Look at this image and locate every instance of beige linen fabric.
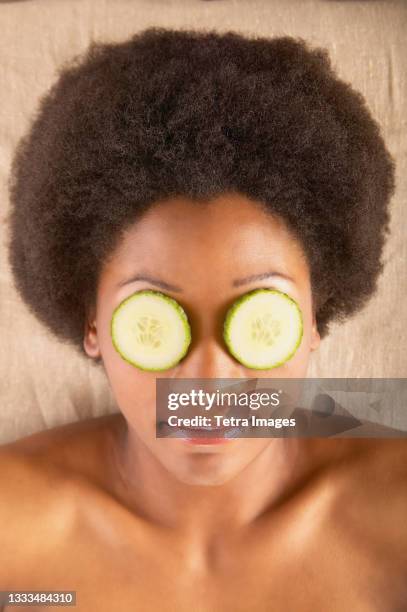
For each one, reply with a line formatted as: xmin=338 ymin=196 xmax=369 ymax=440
xmin=0 ymin=0 xmax=406 ymax=443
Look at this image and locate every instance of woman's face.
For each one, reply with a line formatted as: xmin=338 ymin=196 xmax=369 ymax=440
xmin=84 ymin=192 xmax=320 ymax=485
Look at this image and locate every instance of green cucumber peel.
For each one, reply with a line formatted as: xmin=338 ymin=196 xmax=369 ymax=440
xmin=223 ymin=288 xmax=303 ymax=370
xmin=111 ymin=289 xmax=192 ymax=372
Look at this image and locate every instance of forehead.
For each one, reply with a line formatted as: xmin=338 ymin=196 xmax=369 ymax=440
xmin=100 ymin=192 xmax=309 ymax=290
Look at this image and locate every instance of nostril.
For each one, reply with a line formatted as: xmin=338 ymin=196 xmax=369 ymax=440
xmin=174 ymin=337 xmax=245 ymax=379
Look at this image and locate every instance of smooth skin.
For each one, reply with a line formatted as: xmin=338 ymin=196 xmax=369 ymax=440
xmin=1 ymin=193 xmax=407 ymax=611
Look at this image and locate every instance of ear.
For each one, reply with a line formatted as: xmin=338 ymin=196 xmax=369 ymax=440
xmin=83 ymin=307 xmax=101 ymax=359
xmin=310 ymin=314 xmax=321 ymax=352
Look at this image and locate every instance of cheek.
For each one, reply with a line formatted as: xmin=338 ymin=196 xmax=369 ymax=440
xmin=109 ymin=362 xmax=156 ymax=417
xmin=110 ymin=366 xmax=157 ymax=433
xmin=287 ymin=298 xmax=314 ymax=372
xmin=284 ymin=337 xmax=312 ymax=376
xmin=256 ymin=295 xmax=313 ymax=378
xmin=97 ymin=314 xmax=157 ymax=426
xmin=97 ymin=288 xmax=313 ymax=417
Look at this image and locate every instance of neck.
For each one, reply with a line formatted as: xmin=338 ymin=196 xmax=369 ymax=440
xmin=109 ymin=415 xmax=317 ymax=540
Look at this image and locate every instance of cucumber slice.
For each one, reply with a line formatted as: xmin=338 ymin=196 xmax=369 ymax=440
xmin=111 ymin=289 xmax=191 ymax=371
xmin=223 ymin=289 xmax=303 ymax=369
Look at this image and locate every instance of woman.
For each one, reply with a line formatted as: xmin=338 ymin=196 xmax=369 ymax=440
xmin=2 ymin=28 xmax=406 ymax=610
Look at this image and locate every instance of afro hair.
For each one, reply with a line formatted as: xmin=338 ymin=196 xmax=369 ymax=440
xmin=6 ymin=27 xmax=395 ymax=361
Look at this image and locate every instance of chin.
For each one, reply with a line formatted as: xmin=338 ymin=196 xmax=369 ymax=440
xmin=163 ymin=453 xmax=250 ymax=487
xmin=172 ymin=471 xmax=239 ymax=487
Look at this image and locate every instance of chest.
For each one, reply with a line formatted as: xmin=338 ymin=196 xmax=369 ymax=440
xmin=7 ymin=519 xmax=407 ymax=612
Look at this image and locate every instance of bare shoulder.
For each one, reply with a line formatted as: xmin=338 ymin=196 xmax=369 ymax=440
xmin=0 ymin=446 xmax=74 ymax=584
xmin=330 ymin=438 xmax=407 ymax=563
xmin=0 ymin=413 xmax=122 ymax=582
xmin=0 ymin=412 xmax=122 ymax=481
xmin=336 ymin=437 xmax=407 ymax=504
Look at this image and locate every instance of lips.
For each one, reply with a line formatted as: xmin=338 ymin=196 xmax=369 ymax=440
xmin=160 ymin=422 xmax=245 ymax=440
xmin=157 ymin=384 xmax=293 ymax=440
xmin=177 ymin=426 xmax=244 ymax=443
xmin=180 ymin=426 xmax=235 ymax=436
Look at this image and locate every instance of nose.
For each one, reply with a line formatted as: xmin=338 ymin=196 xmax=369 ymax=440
xmin=175 ymin=337 xmax=245 ymax=379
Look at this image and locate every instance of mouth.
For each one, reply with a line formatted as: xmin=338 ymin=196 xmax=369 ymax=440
xmin=176 ymin=427 xmax=243 ymax=444
xmin=181 ymin=425 xmax=243 ymax=436
xmin=158 ymin=421 xmax=246 ymax=443
xmin=156 ymin=384 xmax=293 ymax=444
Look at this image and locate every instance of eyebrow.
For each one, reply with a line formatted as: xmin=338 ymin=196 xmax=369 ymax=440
xmin=232 ymin=271 xmax=294 ymax=287
xmin=116 ymin=275 xmax=182 ymax=292
xmin=117 ymin=271 xmax=294 ymax=292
